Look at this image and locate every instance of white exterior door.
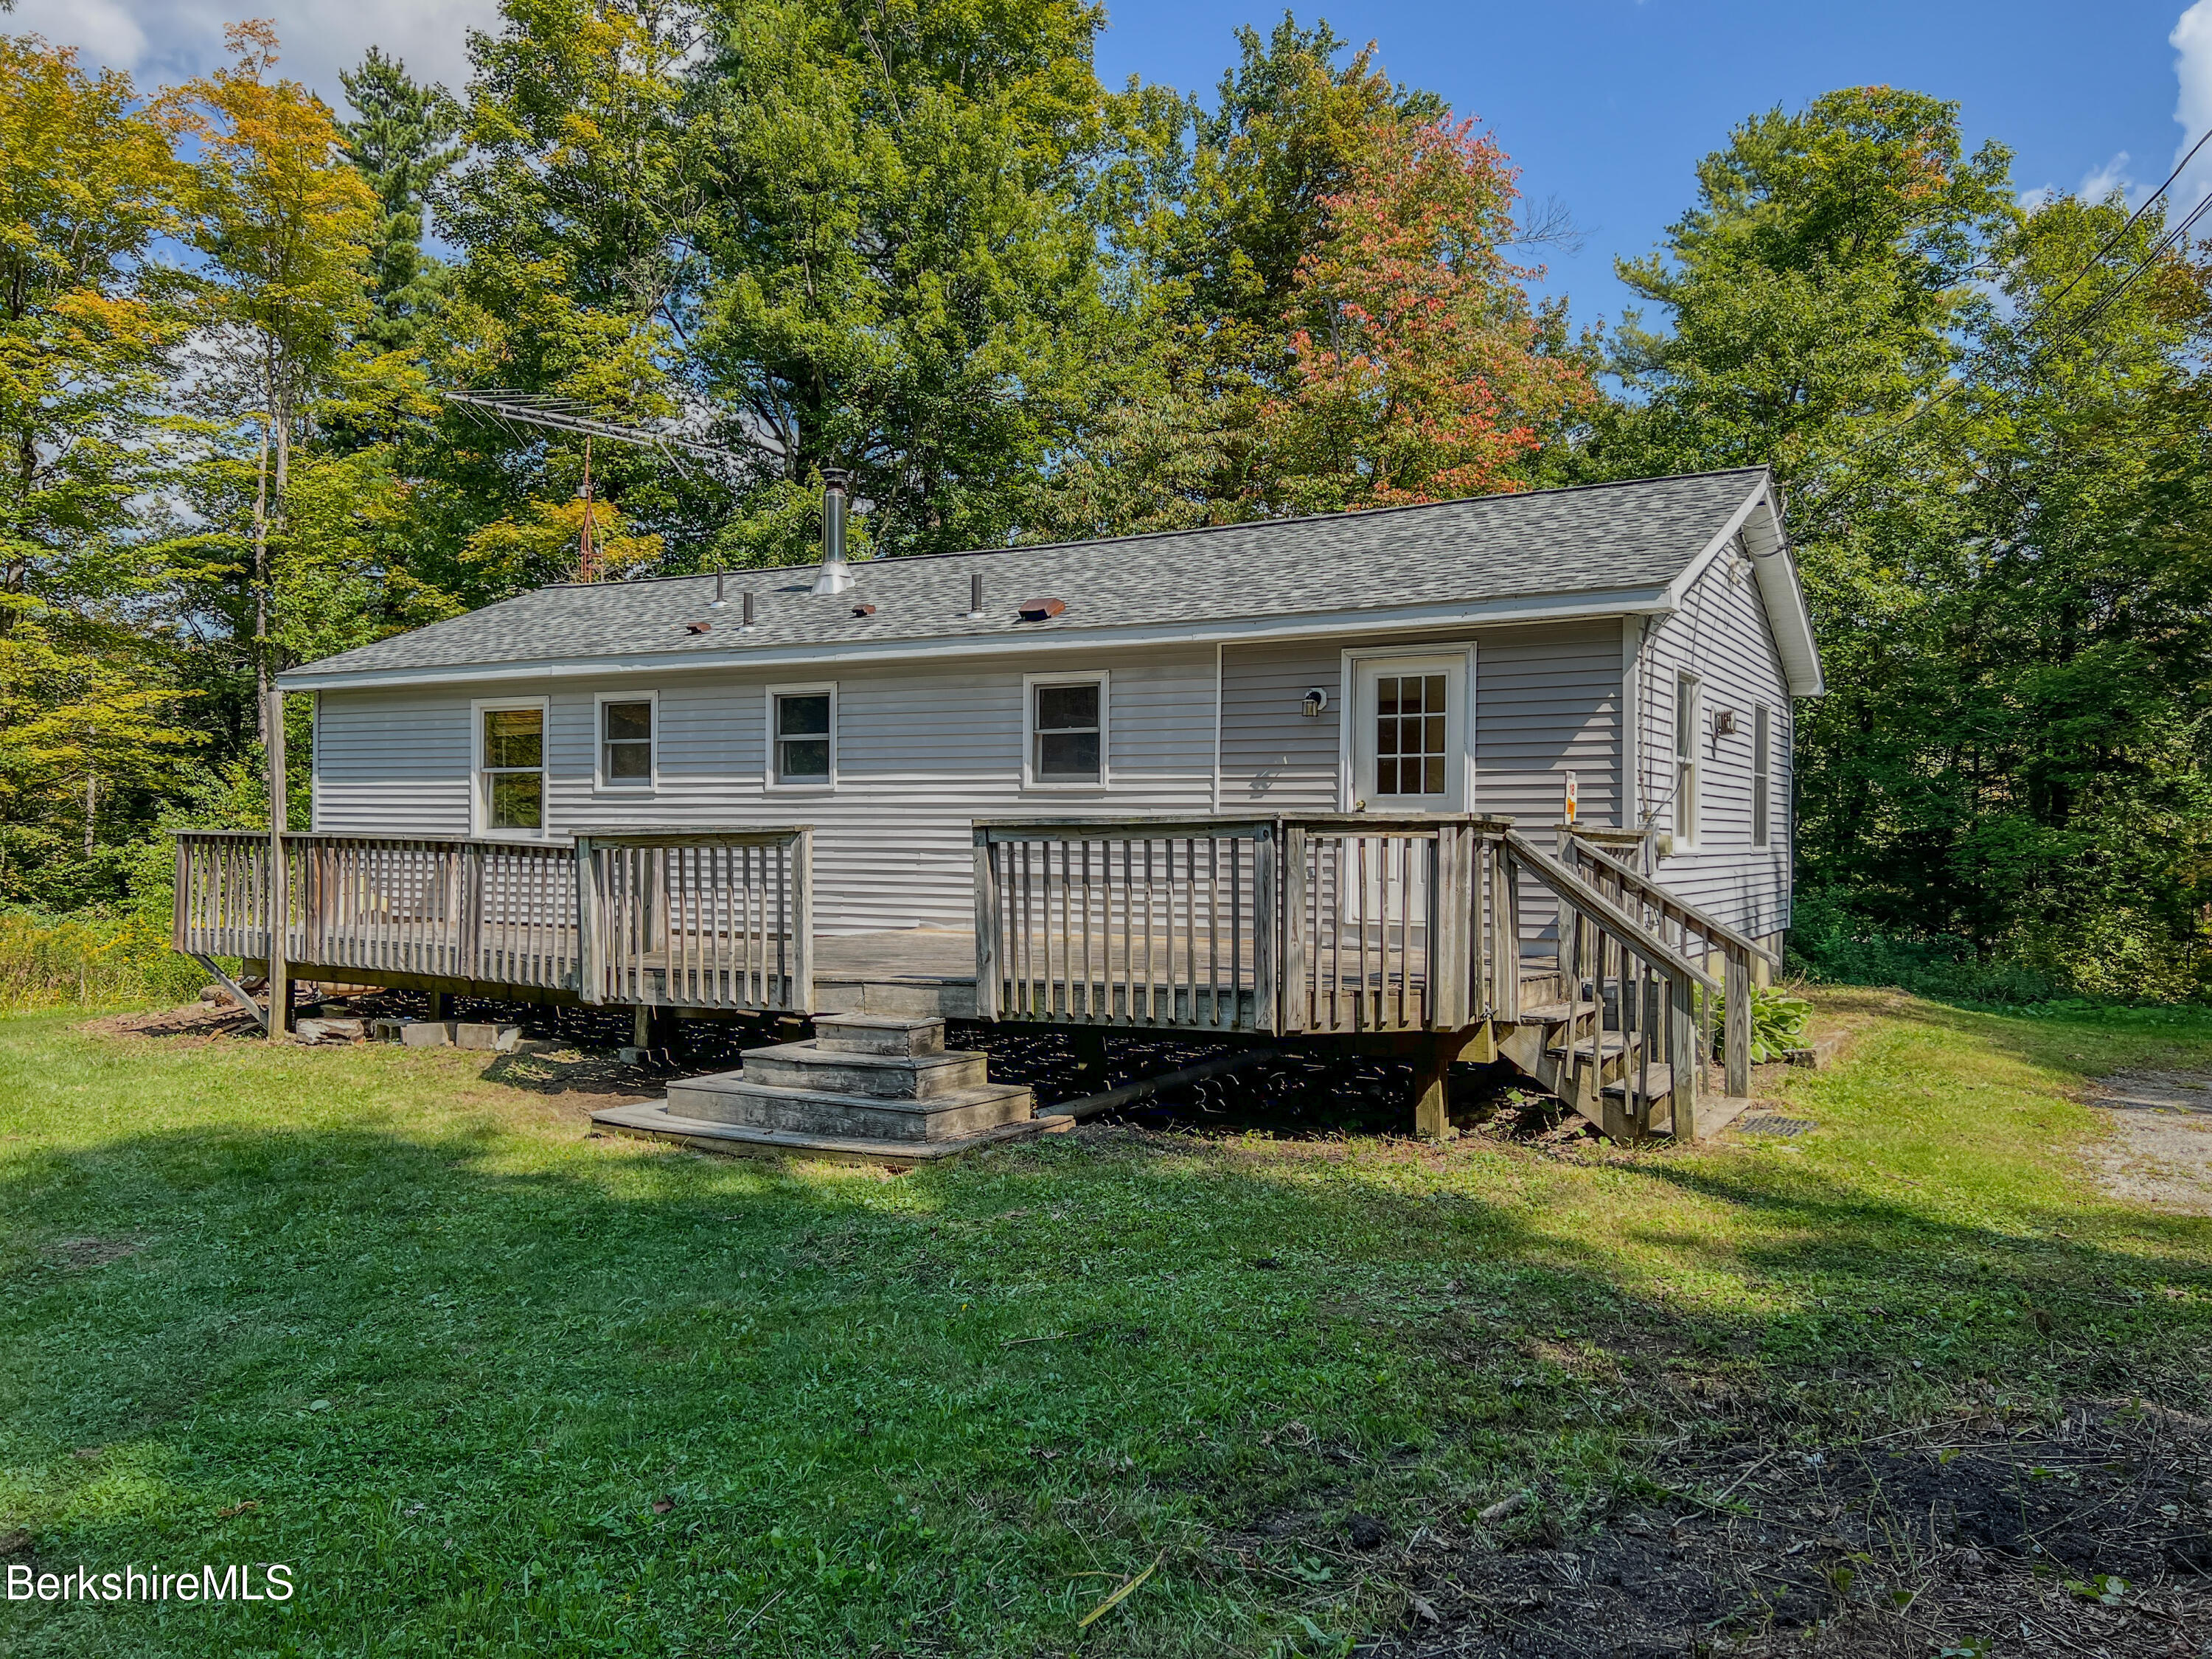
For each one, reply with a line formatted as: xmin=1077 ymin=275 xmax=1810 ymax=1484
xmin=1348 ymin=653 xmax=1470 ymax=813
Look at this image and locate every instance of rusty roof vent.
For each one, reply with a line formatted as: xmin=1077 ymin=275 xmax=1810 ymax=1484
xmin=1017 ymin=596 xmax=1065 ymax=622
xmin=851 ymin=602 xmax=876 ymax=617
xmin=685 ymin=621 xmax=712 ymax=635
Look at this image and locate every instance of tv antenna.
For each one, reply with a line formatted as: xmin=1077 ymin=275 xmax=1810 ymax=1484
xmin=442 ymin=389 xmax=739 ymax=582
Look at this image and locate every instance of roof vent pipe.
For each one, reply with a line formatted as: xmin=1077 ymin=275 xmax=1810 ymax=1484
xmin=709 ymin=571 xmax=726 ymax=609
xmin=968 ymin=571 xmax=984 ymax=618
xmin=811 ymin=468 xmax=855 ymax=596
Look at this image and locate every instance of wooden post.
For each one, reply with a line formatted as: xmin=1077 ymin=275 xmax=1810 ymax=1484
xmin=1253 ymin=822 xmax=1279 ymax=1034
xmin=1430 ymin=823 xmax=1470 ymax=1032
xmin=573 ymin=837 xmax=599 ymax=1001
xmin=1724 ymin=945 xmax=1751 ymax=1099
xmin=973 ymin=829 xmax=1000 ymax=1020
xmin=265 ymin=686 xmax=290 ymax=1040
xmin=1668 ymin=972 xmax=1699 ymax=1139
xmin=1411 ymin=1033 xmax=1455 ymax=1141
xmin=789 ymin=828 xmax=815 ymax=1015
xmin=1279 ymin=823 xmax=1307 ymax=1033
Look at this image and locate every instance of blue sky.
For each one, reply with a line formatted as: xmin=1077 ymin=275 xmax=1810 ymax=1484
xmin=1096 ymin=0 xmax=2212 ymax=329
xmin=18 ymin=0 xmax=2211 ymax=335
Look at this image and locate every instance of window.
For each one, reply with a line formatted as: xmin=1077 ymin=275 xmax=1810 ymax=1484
xmin=1026 ymin=674 xmax=1105 ymax=787
xmin=1374 ymin=672 xmax=1448 ymax=797
xmin=479 ymin=704 xmax=545 ymax=832
xmin=772 ymin=688 xmax=833 ymax=785
xmin=599 ymin=696 xmax=654 ymax=787
xmin=1673 ymin=673 xmax=1701 ymax=848
xmin=1752 ymin=704 xmax=1773 ymax=849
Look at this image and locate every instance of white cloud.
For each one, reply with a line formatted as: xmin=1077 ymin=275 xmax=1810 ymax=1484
xmin=4 ymin=0 xmax=499 ymax=106
xmin=2172 ymin=0 xmax=2212 ymax=216
xmin=2078 ymin=151 xmax=2135 ymax=203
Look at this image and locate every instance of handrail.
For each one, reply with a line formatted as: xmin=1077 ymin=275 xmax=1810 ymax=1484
xmin=1501 ymin=830 xmax=1721 ymax=996
xmin=1563 ymin=830 xmax=1782 ymax=970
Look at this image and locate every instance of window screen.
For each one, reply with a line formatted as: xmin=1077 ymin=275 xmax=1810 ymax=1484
xmin=775 ymin=692 xmax=832 ymax=782
xmin=1674 ymin=675 xmax=1700 ymax=846
xmin=1032 ymin=681 xmax=1101 ymax=782
xmin=602 ymin=699 xmax=653 ymax=783
xmin=1752 ymin=704 xmax=1772 ymax=848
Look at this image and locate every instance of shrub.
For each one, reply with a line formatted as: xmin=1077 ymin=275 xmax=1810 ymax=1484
xmin=0 ymin=908 xmax=206 ymax=1012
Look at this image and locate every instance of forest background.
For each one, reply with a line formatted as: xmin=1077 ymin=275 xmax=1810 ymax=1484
xmin=4 ymin=0 xmax=2209 ymax=1006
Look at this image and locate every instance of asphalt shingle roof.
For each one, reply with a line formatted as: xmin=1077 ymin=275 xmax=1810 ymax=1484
xmin=291 ymin=468 xmax=1768 ymax=681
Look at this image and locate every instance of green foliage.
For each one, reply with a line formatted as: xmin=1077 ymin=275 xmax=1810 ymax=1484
xmin=1585 ymin=86 xmax=2212 ymax=1002
xmin=1711 ymin=982 xmax=1813 ymax=1062
xmin=338 ymin=47 xmax=462 ymax=355
xmin=0 ymin=909 xmax=204 ymax=1009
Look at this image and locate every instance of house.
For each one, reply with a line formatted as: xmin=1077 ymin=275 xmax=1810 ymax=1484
xmin=175 ymin=467 xmax=1822 ymax=1154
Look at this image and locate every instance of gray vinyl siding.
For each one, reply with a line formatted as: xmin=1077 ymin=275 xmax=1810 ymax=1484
xmin=312 ymin=646 xmax=1214 ymax=935
xmin=310 ymin=688 xmax=474 ymax=835
xmin=1217 ymin=619 xmax=1623 ymax=825
xmin=1637 ymin=548 xmax=1794 ymax=937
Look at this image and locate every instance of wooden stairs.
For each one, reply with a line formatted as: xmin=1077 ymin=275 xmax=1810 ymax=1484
xmin=1491 ymin=980 xmax=1754 ymax=1144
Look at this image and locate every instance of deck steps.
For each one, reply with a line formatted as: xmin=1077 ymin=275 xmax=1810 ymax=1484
xmin=590 ymin=1011 xmax=1037 ymax=1161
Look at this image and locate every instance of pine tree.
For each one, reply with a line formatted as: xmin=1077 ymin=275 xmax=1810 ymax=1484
xmin=338 ymin=47 xmax=462 ymax=355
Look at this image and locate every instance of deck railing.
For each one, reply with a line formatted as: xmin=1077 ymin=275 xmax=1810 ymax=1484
xmin=1559 ymin=829 xmax=1780 ymax=1101
xmin=578 ymin=831 xmax=812 ymax=1012
xmin=1503 ymin=829 xmax=1722 ymax=1137
xmin=973 ymin=819 xmax=1277 ymax=1030
xmin=173 ymin=827 xmax=813 ymax=1013
xmin=974 ymin=815 xmax=1526 ymax=1036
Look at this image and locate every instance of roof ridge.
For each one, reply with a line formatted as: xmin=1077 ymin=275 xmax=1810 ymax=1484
xmin=536 ymin=466 xmax=1773 ymax=590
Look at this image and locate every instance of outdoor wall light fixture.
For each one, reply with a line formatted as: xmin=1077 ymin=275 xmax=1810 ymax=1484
xmin=1301 ymin=687 xmax=1328 ymax=719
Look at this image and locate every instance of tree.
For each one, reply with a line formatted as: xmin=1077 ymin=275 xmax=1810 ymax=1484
xmin=1254 ymin=114 xmax=1592 ymax=512
xmin=176 ymin=21 xmax=382 ymax=735
xmin=1598 ymin=84 xmax=2212 ymax=995
xmin=339 ymin=47 xmax=463 ymax=355
xmin=0 ymin=37 xmax=200 ymax=900
xmin=683 ymin=0 xmax=1114 ymax=558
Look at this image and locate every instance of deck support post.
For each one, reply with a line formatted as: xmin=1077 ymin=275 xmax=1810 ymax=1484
xmin=428 ymin=990 xmax=453 ymax=1020
xmin=265 ymin=685 xmax=291 ymax=1040
xmin=632 ymin=1005 xmax=650 ymax=1048
xmin=1411 ymin=1032 xmax=1458 ymax=1141
xmin=1723 ymin=947 xmax=1751 ymax=1099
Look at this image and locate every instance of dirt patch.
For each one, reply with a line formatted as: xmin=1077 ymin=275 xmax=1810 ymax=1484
xmin=46 ymin=1237 xmax=142 ymax=1270
xmin=2089 ymin=1073 xmax=2212 ymax=1217
xmin=1368 ymin=1398 xmax=2212 ymax=1657
xmin=84 ymin=1003 xmax=263 ymax=1043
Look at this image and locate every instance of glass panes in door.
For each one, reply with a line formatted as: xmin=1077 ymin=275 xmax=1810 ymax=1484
xmin=1374 ymin=673 xmax=1448 ymax=798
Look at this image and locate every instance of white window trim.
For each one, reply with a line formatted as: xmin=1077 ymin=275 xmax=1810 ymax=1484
xmin=1022 ymin=669 xmax=1110 ymax=793
xmin=593 ymin=689 xmax=659 ymax=793
xmin=766 ymin=681 xmax=837 ymax=792
xmin=1335 ymin=643 xmax=1478 ymax=813
xmin=1751 ymin=701 xmax=1773 ymax=850
xmin=1673 ymin=672 xmax=1703 ymax=850
xmin=470 ymin=695 xmax=552 ymax=840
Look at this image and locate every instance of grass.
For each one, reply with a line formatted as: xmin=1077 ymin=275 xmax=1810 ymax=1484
xmin=0 ymin=989 xmax=2208 ymax=1656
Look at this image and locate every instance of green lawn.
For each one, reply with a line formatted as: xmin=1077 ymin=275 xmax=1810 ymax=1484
xmin=1 ymin=990 xmax=2208 ymax=1656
